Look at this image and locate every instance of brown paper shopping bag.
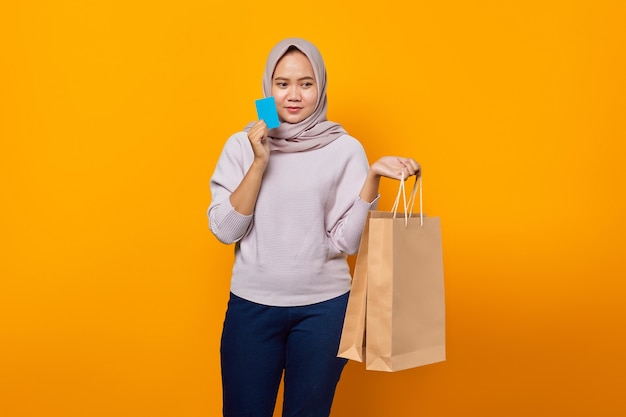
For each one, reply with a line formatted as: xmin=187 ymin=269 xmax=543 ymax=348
xmin=337 ymin=211 xmax=371 ymax=362
xmin=365 ymin=177 xmax=446 ymax=372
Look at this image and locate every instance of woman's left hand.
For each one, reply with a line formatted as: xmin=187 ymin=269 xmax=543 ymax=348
xmin=370 ymin=156 xmax=421 ymax=181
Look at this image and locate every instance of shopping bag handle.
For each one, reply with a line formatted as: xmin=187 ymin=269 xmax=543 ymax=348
xmin=391 ymin=174 xmax=423 ymax=227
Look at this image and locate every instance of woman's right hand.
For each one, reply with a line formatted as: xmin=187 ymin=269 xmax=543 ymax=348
xmin=247 ymin=120 xmax=270 ymax=167
xmin=229 ymin=121 xmax=270 ymax=215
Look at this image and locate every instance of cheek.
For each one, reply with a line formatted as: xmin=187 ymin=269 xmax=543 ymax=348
xmin=271 ymin=87 xmax=284 ymax=101
xmin=305 ymin=92 xmax=319 ymax=113
xmin=305 ymin=88 xmax=318 ymax=106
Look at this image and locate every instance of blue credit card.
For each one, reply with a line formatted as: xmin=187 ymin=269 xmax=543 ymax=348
xmin=255 ymin=97 xmax=280 ymax=128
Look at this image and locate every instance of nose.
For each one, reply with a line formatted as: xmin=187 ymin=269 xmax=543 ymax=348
xmin=287 ymin=86 xmax=301 ymax=101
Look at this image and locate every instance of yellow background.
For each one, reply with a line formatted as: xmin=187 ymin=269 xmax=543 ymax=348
xmin=2 ymin=1 xmax=625 ymax=416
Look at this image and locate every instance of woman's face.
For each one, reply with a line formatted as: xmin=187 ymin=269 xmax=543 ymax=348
xmin=271 ymin=51 xmax=318 ymax=124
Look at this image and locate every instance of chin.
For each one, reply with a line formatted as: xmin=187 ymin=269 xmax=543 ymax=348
xmin=284 ymin=113 xmax=313 ymax=124
xmin=282 ymin=117 xmax=304 ymax=124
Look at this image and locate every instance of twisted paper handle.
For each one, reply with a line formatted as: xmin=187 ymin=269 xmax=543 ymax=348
xmin=391 ymin=174 xmax=423 ymax=227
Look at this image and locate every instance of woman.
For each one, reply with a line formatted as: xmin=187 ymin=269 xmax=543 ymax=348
xmin=208 ymin=38 xmax=420 ymax=417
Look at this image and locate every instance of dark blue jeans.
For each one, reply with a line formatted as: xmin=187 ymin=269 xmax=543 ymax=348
xmin=220 ymin=292 xmax=349 ymax=417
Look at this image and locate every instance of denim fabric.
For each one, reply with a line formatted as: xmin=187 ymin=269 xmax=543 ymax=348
xmin=221 ymin=292 xmax=349 ymax=417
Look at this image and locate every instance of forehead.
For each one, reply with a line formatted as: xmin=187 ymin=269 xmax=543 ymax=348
xmin=272 ymin=51 xmax=315 ymax=79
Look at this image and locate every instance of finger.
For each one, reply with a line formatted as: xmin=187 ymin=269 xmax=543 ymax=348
xmin=404 ymin=159 xmax=421 ymax=177
xmin=249 ymin=124 xmax=269 ymax=141
xmin=397 ymin=159 xmax=417 ymax=177
xmin=405 ymin=166 xmax=413 ymax=180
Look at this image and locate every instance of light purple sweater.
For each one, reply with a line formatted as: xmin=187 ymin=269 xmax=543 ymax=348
xmin=208 ymin=132 xmax=378 ymax=307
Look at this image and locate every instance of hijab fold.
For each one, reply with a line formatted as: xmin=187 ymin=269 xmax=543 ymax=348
xmin=245 ymin=38 xmax=346 ymax=153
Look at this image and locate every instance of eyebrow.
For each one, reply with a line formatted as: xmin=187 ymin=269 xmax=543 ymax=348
xmin=273 ymin=76 xmax=315 ymax=81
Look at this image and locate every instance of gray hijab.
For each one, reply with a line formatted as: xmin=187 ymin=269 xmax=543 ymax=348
xmin=245 ymin=38 xmax=347 ymax=152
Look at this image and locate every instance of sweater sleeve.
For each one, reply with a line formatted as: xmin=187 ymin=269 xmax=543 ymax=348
xmin=207 ymin=133 xmax=254 ymax=244
xmin=325 ymin=136 xmax=380 ymax=255
xmin=328 ymin=195 xmax=379 ymax=255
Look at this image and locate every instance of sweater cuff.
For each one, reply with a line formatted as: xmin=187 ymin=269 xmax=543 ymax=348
xmin=209 ymin=200 xmax=253 ymax=243
xmin=357 ymin=194 xmax=380 ymax=211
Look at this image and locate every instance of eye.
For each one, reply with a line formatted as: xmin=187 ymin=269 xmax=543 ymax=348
xmin=275 ymin=82 xmax=288 ymax=88
xmin=302 ymin=82 xmax=313 ymax=88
